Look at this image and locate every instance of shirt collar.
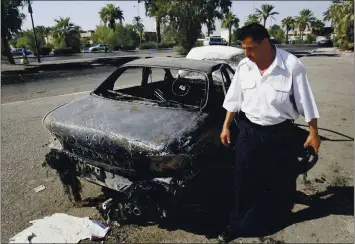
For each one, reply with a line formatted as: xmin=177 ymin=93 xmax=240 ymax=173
xmin=245 ymin=46 xmax=286 ymax=71
xmin=274 ymin=47 xmax=286 ymax=70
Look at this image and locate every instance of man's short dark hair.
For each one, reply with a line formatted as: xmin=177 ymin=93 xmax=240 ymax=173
xmin=237 ymin=23 xmax=270 ymax=42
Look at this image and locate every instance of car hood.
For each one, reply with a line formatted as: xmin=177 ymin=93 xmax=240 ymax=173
xmin=43 ymin=94 xmax=207 ymax=156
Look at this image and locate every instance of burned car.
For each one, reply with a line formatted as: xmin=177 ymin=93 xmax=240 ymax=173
xmin=42 ymin=57 xmax=238 ymax=224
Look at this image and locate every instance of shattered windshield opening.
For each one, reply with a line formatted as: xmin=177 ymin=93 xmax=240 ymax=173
xmin=99 ymin=66 xmax=208 ymax=110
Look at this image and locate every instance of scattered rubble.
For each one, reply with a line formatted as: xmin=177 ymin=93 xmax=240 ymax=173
xmin=34 ymin=185 xmax=45 ymax=193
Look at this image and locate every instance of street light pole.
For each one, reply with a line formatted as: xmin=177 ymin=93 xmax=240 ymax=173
xmin=137 ymin=0 xmax=140 ymax=17
xmin=27 ymin=0 xmax=41 ymax=63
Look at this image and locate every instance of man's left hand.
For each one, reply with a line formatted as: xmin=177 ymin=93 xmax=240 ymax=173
xmin=304 ymin=134 xmax=321 ymax=153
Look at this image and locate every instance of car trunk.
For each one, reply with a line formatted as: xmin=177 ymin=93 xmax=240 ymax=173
xmin=43 ymin=94 xmax=206 ymax=168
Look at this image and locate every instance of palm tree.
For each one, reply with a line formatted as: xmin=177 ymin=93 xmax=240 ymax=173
xmin=295 ymin=9 xmax=316 ymax=41
xmin=282 ymin=16 xmax=295 ymax=44
xmin=244 ymin=14 xmax=260 ymax=26
xmin=203 ymin=1 xmax=223 ymax=37
xmin=43 ymin=27 xmax=52 ymax=44
xmin=323 ymin=0 xmax=354 ymax=49
xmin=133 ymin=16 xmax=144 ymax=45
xmin=52 ymin=17 xmax=81 ymax=51
xmin=144 ymin=0 xmax=166 ymax=43
xmin=52 ymin=17 xmax=75 ymax=40
xmin=36 ymin=26 xmax=52 ymax=43
xmin=221 ymin=12 xmax=240 ymax=46
xmin=255 ymin=4 xmax=279 ymax=27
xmin=311 ymin=19 xmax=325 ymax=36
xmin=99 ymin=4 xmax=124 ymax=30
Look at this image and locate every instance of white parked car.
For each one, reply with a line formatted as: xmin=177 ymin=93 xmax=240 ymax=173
xmin=203 ymin=36 xmax=228 ymax=46
xmin=89 ymin=44 xmax=108 ymax=52
xmin=178 ymin=45 xmax=244 ymax=81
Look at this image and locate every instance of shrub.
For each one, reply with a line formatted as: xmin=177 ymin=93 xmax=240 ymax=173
xmin=306 ymin=34 xmax=317 ymax=44
xmin=53 ymin=48 xmax=75 ymax=56
xmin=121 ymin=44 xmax=137 ymax=51
xmin=232 ymin=40 xmax=241 ymax=46
xmin=195 ymin=40 xmax=203 ymax=47
xmin=139 ymin=42 xmax=157 ymax=50
xmin=39 ymin=47 xmax=52 ymax=55
xmin=15 ymin=30 xmax=45 ymax=55
xmin=43 ymin=43 xmax=54 ymax=49
xmin=173 ymin=45 xmax=189 ymax=55
xmin=138 ymin=41 xmax=174 ymax=50
xmin=158 ymin=41 xmax=174 ymax=49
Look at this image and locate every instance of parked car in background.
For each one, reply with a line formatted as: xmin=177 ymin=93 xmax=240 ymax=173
xmin=270 ymin=38 xmax=281 ymax=44
xmin=179 ymin=45 xmax=244 ymax=79
xmin=11 ymin=48 xmax=31 ymax=56
xmin=203 ymin=36 xmax=228 ymax=46
xmin=317 ymin=39 xmax=333 ymax=47
xmin=89 ymin=44 xmax=108 ymax=52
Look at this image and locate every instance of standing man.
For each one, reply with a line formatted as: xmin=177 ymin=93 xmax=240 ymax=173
xmin=22 ymin=48 xmax=29 ymax=65
xmin=219 ymin=23 xmax=320 ymax=242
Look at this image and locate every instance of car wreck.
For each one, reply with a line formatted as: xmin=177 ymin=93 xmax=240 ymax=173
xmin=42 ymin=57 xmax=239 ymax=224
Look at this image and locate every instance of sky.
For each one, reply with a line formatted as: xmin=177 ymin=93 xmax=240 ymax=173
xmin=21 ymin=1 xmax=332 ymax=35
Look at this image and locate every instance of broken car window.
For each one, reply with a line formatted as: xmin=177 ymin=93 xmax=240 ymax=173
xmin=103 ymin=66 xmax=208 ymax=110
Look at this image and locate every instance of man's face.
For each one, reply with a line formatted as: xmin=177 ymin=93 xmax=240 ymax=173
xmin=241 ymin=36 xmax=267 ymax=63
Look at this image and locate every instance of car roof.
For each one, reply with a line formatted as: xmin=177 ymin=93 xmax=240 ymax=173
xmin=122 ymin=57 xmax=223 ymax=73
xmin=186 ymin=46 xmax=244 ymax=60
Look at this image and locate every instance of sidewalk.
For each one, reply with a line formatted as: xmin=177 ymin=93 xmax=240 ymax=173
xmin=311 ymin=47 xmax=354 ymax=57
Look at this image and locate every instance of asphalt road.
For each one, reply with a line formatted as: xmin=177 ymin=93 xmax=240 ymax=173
xmin=13 ymin=44 xmax=317 ymax=64
xmin=2 ymin=48 xmax=353 ymax=243
xmin=1 ymin=66 xmax=115 ymax=103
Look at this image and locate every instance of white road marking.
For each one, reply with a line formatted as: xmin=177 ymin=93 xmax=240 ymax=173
xmin=1 ymin=90 xmax=91 ymax=106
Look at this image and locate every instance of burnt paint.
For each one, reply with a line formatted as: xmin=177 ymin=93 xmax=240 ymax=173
xmin=42 ymin=93 xmax=222 ymax=175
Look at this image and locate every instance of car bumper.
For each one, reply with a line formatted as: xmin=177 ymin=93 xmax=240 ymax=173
xmin=44 ymin=148 xmax=180 ymax=193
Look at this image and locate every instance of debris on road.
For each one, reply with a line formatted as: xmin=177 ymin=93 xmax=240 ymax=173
xmin=9 ymin=213 xmax=110 ymax=243
xmin=34 ymin=185 xmax=45 ymax=193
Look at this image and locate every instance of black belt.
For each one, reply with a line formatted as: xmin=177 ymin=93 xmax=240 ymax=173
xmin=238 ymin=111 xmax=294 ymax=130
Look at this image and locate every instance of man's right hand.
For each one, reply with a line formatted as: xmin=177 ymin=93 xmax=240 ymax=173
xmin=220 ymin=127 xmax=231 ymax=147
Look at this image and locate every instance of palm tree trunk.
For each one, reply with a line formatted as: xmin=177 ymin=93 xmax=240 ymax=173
xmin=109 ymin=20 xmax=115 ymax=30
xmin=228 ymin=25 xmax=232 ymax=46
xmin=263 ymin=18 xmax=266 ymax=27
xmin=156 ymin=17 xmax=161 ymax=43
xmin=286 ymin=30 xmax=289 ymax=44
xmin=1 ymin=36 xmax=15 ymax=65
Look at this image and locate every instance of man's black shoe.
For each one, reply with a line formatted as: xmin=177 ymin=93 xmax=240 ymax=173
xmin=218 ymin=228 xmax=237 ymax=243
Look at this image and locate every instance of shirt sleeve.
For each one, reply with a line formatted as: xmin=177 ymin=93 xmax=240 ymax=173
xmin=222 ymin=65 xmax=242 ymax=112
xmin=292 ymin=62 xmax=320 ymax=122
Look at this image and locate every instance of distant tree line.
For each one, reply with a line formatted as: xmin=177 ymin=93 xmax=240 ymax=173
xmin=1 ymin=0 xmax=353 ymax=64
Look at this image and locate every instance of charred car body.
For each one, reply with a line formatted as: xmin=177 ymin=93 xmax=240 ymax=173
xmin=43 ymin=57 xmax=239 ymax=223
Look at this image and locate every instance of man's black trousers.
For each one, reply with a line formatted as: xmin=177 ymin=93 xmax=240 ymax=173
xmin=229 ymin=113 xmax=298 ymax=234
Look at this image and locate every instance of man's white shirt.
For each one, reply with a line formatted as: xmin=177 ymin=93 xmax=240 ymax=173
xmin=223 ymin=47 xmax=320 ymax=126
